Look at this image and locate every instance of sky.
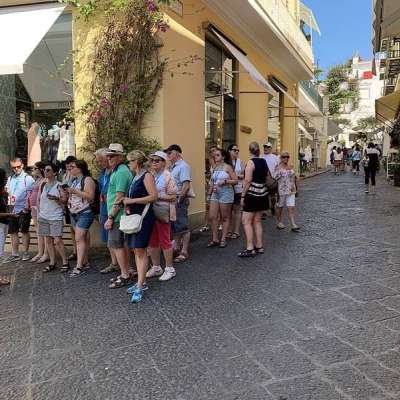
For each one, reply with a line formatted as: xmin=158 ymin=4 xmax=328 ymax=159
xmin=302 ymin=0 xmax=373 ymax=75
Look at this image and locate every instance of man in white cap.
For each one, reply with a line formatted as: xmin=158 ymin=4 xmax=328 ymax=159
xmin=103 ymin=144 xmax=134 ymax=288
xmin=263 ymin=142 xmax=279 ymax=216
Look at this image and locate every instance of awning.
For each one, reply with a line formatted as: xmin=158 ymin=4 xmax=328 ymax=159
xmin=0 ymin=3 xmax=66 ymax=75
xmin=298 ymin=123 xmax=314 ymax=141
xmin=211 ymin=28 xmax=278 ymax=97
xmin=375 ymin=90 xmax=400 ymax=124
xmin=300 ymin=3 xmax=321 ymax=36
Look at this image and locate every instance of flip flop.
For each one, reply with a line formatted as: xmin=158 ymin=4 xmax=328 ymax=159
xmin=174 ymin=253 xmax=188 ymax=263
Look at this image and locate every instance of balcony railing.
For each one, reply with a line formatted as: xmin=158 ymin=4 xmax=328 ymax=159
xmin=300 ymin=80 xmax=323 ymax=112
xmin=254 ymin=0 xmax=313 ymax=66
xmin=388 ymin=50 xmax=400 ymax=59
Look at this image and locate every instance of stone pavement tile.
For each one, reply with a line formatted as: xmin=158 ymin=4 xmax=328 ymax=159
xmin=266 ymin=374 xmax=345 ymax=400
xmin=262 ymin=278 xmax=316 ymax=300
xmin=332 ymin=301 xmax=399 ymax=324
xmin=379 ymin=276 xmax=400 ymax=290
xmin=31 ymin=374 xmax=96 ymax=400
xmin=325 ymin=266 xmax=372 ymax=284
xmin=356 ymin=264 xmax=400 ymax=281
xmin=85 ymin=344 xmax=154 ymax=380
xmin=376 ymin=350 xmax=400 ymax=371
xmin=181 ymin=322 xmax=245 ymax=363
xmin=233 ymin=320 xmax=301 ymax=351
xmin=271 ymin=297 xmax=312 ymax=318
xmin=207 ymin=354 xmax=271 ymax=392
xmin=380 ymin=295 xmax=400 ymax=311
xmin=352 ymin=357 xmax=400 ymax=394
xmin=33 ymin=322 xmax=80 ymax=353
xmin=294 ymin=289 xmax=359 ymax=312
xmin=0 ymin=364 xmax=30 ymax=388
xmin=31 ymin=348 xmax=86 ymax=384
xmin=141 ymin=331 xmax=202 ymax=371
xmin=292 ymin=269 xmax=349 ymax=290
xmin=0 ymin=384 xmax=30 ymax=400
xmin=0 ymin=315 xmax=31 ymax=333
xmin=322 ymin=364 xmax=387 ymax=400
xmin=378 ymin=315 xmax=400 ymax=331
xmin=213 ymin=385 xmax=273 ymax=400
xmin=160 ymin=361 xmax=225 ymax=399
xmin=335 ymin=324 xmax=399 ymax=354
xmin=339 ymin=283 xmax=399 ymax=302
xmin=252 ymin=344 xmax=317 ymax=379
xmin=296 ymin=334 xmax=362 ymax=366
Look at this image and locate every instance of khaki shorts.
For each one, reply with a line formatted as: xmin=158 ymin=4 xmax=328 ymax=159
xmin=38 ymin=218 xmax=64 ymax=237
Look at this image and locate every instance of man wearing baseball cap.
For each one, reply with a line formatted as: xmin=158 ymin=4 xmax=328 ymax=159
xmin=263 ymin=142 xmax=279 ymax=216
xmin=164 ymin=144 xmax=191 ymax=263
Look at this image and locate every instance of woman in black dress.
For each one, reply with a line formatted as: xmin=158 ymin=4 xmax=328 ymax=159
xmin=238 ymin=142 xmax=269 ymax=257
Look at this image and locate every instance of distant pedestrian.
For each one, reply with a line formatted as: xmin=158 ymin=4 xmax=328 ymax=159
xmin=227 ymin=144 xmax=244 ymax=239
xmin=262 ymin=142 xmax=279 ymax=215
xmin=363 ymin=142 xmax=380 ymax=195
xmin=63 ymin=156 xmax=77 ymax=261
xmin=66 ymin=160 xmax=96 ymax=277
xmin=165 ymin=144 xmax=192 ymax=263
xmin=28 ymin=162 xmax=48 ymax=263
xmin=124 ymin=150 xmax=157 ymax=303
xmin=3 ymin=158 xmax=34 ymax=263
xmin=0 ymin=168 xmax=8 ymax=263
xmin=275 ymin=152 xmax=299 ymax=231
xmin=351 ymin=145 xmax=361 ymax=175
xmin=38 ymin=163 xmax=69 ymax=272
xmin=95 ymin=148 xmax=119 ymax=274
xmin=207 ymin=148 xmax=237 ymax=248
xmin=333 ymin=147 xmax=343 ymax=175
xmin=238 ymin=142 xmax=269 ymax=257
xmin=330 ymin=146 xmax=336 ymax=166
xmin=146 ymin=151 xmax=178 ymax=282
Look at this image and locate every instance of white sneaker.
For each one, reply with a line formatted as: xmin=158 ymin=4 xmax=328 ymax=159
xmin=146 ymin=265 xmax=163 ymax=278
xmin=276 ymin=222 xmax=286 ymax=230
xmin=159 ymin=267 xmax=176 ymax=282
xmin=22 ymin=252 xmax=31 ymax=261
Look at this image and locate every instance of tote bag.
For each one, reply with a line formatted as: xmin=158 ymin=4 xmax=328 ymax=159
xmin=119 ymin=203 xmax=150 ymax=234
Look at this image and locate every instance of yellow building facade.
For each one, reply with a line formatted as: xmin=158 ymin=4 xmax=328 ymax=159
xmin=73 ymin=0 xmax=316 ymax=225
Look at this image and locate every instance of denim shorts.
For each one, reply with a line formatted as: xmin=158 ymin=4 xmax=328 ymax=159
xmin=210 ymin=186 xmax=234 ymax=204
xmin=70 ymin=208 xmax=95 ymax=231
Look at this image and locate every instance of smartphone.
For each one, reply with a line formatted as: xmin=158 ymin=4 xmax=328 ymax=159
xmin=60 ymin=183 xmax=69 ymax=189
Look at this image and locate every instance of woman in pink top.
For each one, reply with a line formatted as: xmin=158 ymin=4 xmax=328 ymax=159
xmin=28 ymin=162 xmax=48 ymax=263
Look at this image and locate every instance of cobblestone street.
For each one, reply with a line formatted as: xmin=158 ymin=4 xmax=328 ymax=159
xmin=1 ymin=170 xmax=400 ymax=400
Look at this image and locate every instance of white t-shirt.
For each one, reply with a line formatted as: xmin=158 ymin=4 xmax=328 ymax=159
xmin=262 ymin=153 xmax=279 ymax=178
xmin=38 ymin=182 xmax=64 ymax=220
xmin=333 ymin=150 xmax=343 ymax=161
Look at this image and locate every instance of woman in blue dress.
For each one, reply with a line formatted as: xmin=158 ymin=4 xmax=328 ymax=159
xmin=123 ymin=150 xmax=157 ymax=303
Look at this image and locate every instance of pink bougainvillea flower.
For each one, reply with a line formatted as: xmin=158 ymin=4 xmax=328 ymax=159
xmin=157 ymin=22 xmax=169 ymax=33
xmin=99 ymin=97 xmax=111 ymax=107
xmin=89 ymin=110 xmax=102 ymax=123
xmin=120 ymin=83 xmax=129 ymax=93
xmin=145 ymin=0 xmax=157 ymax=12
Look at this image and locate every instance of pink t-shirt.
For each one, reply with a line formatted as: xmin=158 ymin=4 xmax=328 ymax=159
xmin=28 ymin=178 xmax=44 ymax=209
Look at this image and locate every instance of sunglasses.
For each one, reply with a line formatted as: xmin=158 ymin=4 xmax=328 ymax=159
xmin=281 ymin=156 xmax=290 ymax=159
xmin=151 ymin=159 xmax=163 ymax=163
xmin=12 ymin=165 xmax=22 ymax=170
xmin=232 ymin=149 xmax=239 ymax=152
xmin=44 ymin=168 xmax=54 ymax=172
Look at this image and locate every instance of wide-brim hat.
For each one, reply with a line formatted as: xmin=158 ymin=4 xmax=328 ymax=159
xmin=149 ymin=151 xmax=168 ymax=161
xmin=263 ymin=142 xmax=273 ymax=148
xmin=105 ymin=143 xmax=124 ymax=155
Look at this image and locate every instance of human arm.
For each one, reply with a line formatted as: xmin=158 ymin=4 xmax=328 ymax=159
xmin=66 ymin=178 xmax=95 ymax=202
xmin=240 ymin=161 xmax=254 ymax=204
xmin=159 ymin=173 xmax=177 ymax=202
xmin=218 ymin=165 xmax=238 ymax=186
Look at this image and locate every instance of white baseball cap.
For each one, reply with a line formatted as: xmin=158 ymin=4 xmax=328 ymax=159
xmin=149 ymin=150 xmax=168 ymax=161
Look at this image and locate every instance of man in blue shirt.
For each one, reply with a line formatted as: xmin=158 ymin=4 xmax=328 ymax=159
xmin=165 ymin=144 xmax=192 ymax=263
xmin=95 ymin=148 xmax=119 ymax=274
xmin=4 ymin=158 xmax=34 ymax=262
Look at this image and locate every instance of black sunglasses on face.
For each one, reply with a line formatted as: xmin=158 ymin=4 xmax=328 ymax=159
xmin=151 ymin=159 xmax=163 ymax=163
xmin=281 ymin=156 xmax=289 ymax=159
xmin=12 ymin=165 xmax=22 ymax=170
xmin=232 ymin=149 xmax=239 ymax=152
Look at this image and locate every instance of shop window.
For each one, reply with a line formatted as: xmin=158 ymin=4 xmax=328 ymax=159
xmin=0 ymin=12 xmax=74 ymax=168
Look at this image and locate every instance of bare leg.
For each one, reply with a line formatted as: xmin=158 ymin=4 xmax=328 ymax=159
xmin=276 ymin=207 xmax=284 ymax=224
xmin=108 ymin=246 xmax=117 ymax=265
xmin=70 ymin=226 xmax=77 ymax=256
xmin=114 ymin=247 xmax=130 ymax=278
xmin=21 ymin=232 xmax=30 ymax=253
xmin=149 ymin=246 xmax=161 ymax=267
xmin=241 ymin=211 xmax=254 ymax=250
xmin=163 ymin=247 xmax=174 ymax=268
xmin=11 ymin=233 xmax=19 ymax=256
xmin=288 ymin=207 xmax=297 ymax=227
xmin=45 ymin=236 xmax=56 ymax=265
xmin=219 ymin=203 xmax=232 ymax=243
xmin=208 ymin=201 xmax=220 ymax=242
xmin=135 ymin=248 xmax=148 ymax=288
xmin=181 ymin=231 xmax=190 ymax=256
xmin=74 ymin=228 xmax=87 ymax=269
xmin=231 ymin=203 xmax=241 ymax=235
xmin=83 ymin=231 xmax=90 ymax=265
xmin=253 ymin=211 xmax=263 ymax=249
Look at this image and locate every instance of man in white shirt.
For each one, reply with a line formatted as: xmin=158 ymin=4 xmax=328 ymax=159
xmin=262 ymin=143 xmax=279 ymax=216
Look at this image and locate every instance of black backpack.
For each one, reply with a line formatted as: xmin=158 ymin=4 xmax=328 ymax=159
xmin=80 ymin=176 xmax=100 ymax=215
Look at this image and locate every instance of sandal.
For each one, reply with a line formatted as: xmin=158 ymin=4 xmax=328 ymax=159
xmin=230 ymin=233 xmax=240 ymax=239
xmin=109 ymin=275 xmax=132 ymax=289
xmin=43 ymin=264 xmax=56 ymax=273
xmin=174 ymin=252 xmax=188 ymax=263
xmin=0 ymin=276 xmax=10 ymax=285
xmin=60 ymin=263 xmax=70 ymax=273
xmin=237 ymin=249 xmax=256 ymax=258
xmin=219 ymin=241 xmax=227 ymax=248
xmin=68 ymin=253 xmax=77 ymax=261
xmin=207 ymin=241 xmax=220 ymax=248
xmin=226 ymin=232 xmax=233 ymax=238
xmin=70 ymin=267 xmax=86 ymax=278
xmin=255 ymin=247 xmax=264 ymax=254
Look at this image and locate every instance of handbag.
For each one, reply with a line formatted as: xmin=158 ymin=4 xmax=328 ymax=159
xmin=153 ymin=202 xmax=170 ymax=223
xmin=119 ymin=203 xmax=150 ymax=234
xmin=187 ymin=186 xmax=196 ymax=199
xmin=266 ymin=173 xmax=278 ymax=192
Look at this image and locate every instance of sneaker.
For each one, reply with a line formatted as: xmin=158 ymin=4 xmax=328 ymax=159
xmin=159 ymin=267 xmax=176 ymax=282
xmin=146 ymin=265 xmax=163 ymax=278
xmin=276 ymin=222 xmax=286 ymax=230
xmin=130 ymin=287 xmax=145 ymax=303
xmin=291 ymin=224 xmax=300 ymax=232
xmin=22 ymin=252 xmax=31 ymax=262
xmin=100 ymin=263 xmax=120 ymax=274
xmin=2 ymin=254 xmax=21 ymax=264
xmin=127 ymin=282 xmax=148 ymax=294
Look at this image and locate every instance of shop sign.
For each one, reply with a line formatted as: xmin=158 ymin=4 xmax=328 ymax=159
xmin=240 ymin=125 xmax=252 ymax=134
xmin=169 ymin=0 xmax=183 ymax=17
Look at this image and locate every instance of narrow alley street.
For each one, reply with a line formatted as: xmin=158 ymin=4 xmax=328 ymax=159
xmin=1 ymin=170 xmax=400 ymax=400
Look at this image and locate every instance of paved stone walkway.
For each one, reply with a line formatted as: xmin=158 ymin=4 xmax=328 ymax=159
xmin=1 ymin=170 xmax=400 ymax=399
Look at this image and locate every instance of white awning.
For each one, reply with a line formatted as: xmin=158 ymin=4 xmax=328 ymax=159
xmin=0 ymin=3 xmax=66 ymax=75
xmin=300 ymin=2 xmax=321 ymax=36
xmin=211 ymin=28 xmax=278 ymax=97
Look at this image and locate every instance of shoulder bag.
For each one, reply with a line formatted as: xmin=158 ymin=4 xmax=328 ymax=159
xmin=119 ymin=203 xmax=150 ymax=234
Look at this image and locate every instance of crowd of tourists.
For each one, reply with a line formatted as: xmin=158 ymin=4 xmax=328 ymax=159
xmin=0 ymin=141 xmax=300 ymax=302
xmin=330 ymin=142 xmax=381 ymax=194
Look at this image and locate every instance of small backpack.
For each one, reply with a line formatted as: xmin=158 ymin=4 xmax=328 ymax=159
xmin=80 ymin=176 xmax=100 ymax=215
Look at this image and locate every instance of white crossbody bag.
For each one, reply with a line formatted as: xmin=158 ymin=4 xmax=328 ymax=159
xmin=119 ymin=203 xmax=150 ymax=234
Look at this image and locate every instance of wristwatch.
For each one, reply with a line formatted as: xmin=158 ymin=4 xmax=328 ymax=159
xmin=108 ymin=215 xmax=114 ymax=220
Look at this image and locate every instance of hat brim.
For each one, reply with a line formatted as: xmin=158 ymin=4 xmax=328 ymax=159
xmin=105 ymin=151 xmax=124 ymax=155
